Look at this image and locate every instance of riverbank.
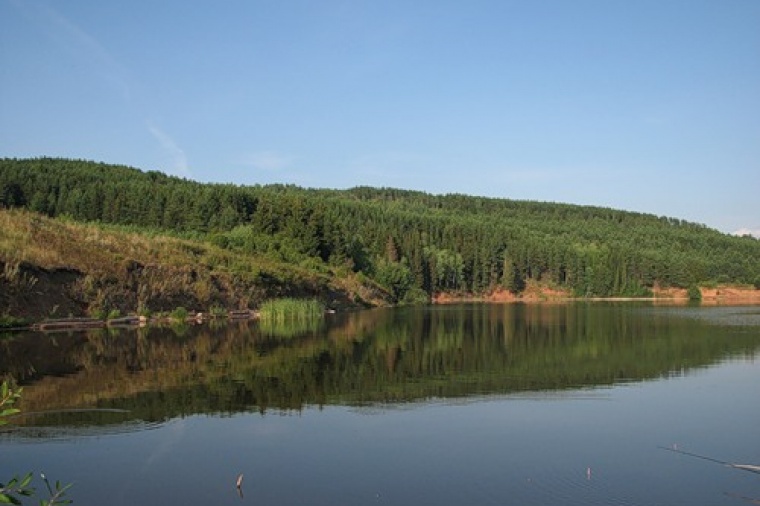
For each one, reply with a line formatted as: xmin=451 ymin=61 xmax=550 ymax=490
xmin=0 ymin=210 xmax=393 ymax=325
xmin=6 ymin=283 xmax=760 ymax=333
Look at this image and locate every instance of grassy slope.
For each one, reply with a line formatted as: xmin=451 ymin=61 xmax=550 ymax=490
xmin=0 ymin=209 xmax=390 ymax=322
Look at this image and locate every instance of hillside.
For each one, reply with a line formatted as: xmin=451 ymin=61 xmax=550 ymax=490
xmin=0 ymin=209 xmax=390 ymax=322
xmin=1 ymin=157 xmax=759 ymax=319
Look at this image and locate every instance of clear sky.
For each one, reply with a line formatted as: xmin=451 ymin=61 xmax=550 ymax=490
xmin=1 ymin=1 xmax=759 ymax=236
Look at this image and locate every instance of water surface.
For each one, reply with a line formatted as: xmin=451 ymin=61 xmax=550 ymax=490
xmin=2 ymin=302 xmax=759 ymax=505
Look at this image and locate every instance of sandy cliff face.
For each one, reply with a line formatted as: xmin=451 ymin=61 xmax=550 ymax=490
xmin=432 ymin=284 xmax=760 ymax=304
xmin=652 ymin=285 xmax=760 ymax=304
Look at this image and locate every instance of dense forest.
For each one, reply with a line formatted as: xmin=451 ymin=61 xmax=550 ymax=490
xmin=2 ymin=157 xmax=759 ymax=304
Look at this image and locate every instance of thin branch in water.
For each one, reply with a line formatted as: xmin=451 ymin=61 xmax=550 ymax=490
xmin=659 ymin=446 xmax=760 ymax=475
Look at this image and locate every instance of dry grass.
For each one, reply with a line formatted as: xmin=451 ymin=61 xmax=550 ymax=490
xmin=1 ymin=209 xmax=275 ymax=276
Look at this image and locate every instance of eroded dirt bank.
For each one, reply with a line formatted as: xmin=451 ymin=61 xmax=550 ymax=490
xmin=433 ymin=285 xmax=760 ymax=305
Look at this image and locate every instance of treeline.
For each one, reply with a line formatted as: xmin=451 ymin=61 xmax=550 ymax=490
xmin=2 ymin=157 xmax=759 ymax=299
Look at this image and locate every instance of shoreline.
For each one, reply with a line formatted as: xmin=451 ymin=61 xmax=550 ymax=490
xmin=5 ymin=287 xmax=760 ymax=333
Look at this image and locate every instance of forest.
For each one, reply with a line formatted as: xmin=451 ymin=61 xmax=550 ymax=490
xmin=1 ymin=157 xmax=759 ymax=306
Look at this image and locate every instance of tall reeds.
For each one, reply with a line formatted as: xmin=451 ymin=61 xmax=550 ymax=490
xmin=257 ymin=298 xmax=324 ymax=338
xmin=258 ymin=298 xmax=324 ymax=321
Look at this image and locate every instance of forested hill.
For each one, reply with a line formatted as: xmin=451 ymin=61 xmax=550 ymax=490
xmin=2 ymin=157 xmax=759 ymax=302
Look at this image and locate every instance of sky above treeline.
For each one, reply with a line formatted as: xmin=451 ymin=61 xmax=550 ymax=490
xmin=1 ymin=1 xmax=759 ymax=236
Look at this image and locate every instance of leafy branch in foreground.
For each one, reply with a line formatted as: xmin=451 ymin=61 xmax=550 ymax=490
xmin=0 ymin=381 xmax=22 ymax=425
xmin=0 ymin=473 xmax=35 ymax=504
xmin=0 ymin=472 xmax=72 ymax=506
xmin=0 ymin=381 xmax=73 ymax=505
xmin=40 ymin=474 xmax=73 ymax=506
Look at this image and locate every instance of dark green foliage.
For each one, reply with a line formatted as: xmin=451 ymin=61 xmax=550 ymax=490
xmin=0 ymin=182 xmax=26 ymax=209
xmin=374 ymin=259 xmax=415 ymax=302
xmin=687 ymin=285 xmax=702 ymax=301
xmin=170 ymin=307 xmax=189 ymax=322
xmin=0 ymin=315 xmax=28 ymax=329
xmin=2 ymin=157 xmax=759 ymax=298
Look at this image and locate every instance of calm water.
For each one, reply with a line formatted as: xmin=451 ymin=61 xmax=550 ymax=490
xmin=2 ymin=302 xmax=760 ymax=505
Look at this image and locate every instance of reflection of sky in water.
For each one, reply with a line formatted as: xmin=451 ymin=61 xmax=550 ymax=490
xmin=646 ymin=305 xmax=760 ymax=327
xmin=3 ymin=356 xmax=758 ymax=506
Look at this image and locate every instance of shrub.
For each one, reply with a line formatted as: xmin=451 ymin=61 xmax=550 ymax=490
xmin=170 ymin=306 xmax=189 ymax=322
xmin=400 ymin=287 xmax=430 ymax=305
xmin=0 ymin=314 xmax=28 ymax=329
xmin=687 ymin=285 xmax=702 ymax=301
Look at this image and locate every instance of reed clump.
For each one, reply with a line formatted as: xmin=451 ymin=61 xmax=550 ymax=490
xmin=257 ymin=298 xmax=325 ymax=338
xmin=258 ymin=298 xmax=324 ymax=322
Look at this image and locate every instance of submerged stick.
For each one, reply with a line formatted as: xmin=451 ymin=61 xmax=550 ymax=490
xmin=659 ymin=446 xmax=760 ymax=475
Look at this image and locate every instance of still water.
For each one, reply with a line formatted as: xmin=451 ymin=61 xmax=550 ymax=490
xmin=2 ymin=302 xmax=760 ymax=505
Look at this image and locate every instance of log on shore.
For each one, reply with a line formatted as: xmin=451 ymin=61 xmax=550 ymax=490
xmin=33 ymin=318 xmax=105 ymax=331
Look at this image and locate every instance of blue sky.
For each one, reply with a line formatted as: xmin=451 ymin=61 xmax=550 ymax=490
xmin=1 ymin=0 xmax=759 ymax=235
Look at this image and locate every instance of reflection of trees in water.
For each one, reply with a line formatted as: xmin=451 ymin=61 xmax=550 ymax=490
xmin=2 ymin=304 xmax=760 ymax=425
xmin=257 ymin=315 xmax=324 ymax=339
